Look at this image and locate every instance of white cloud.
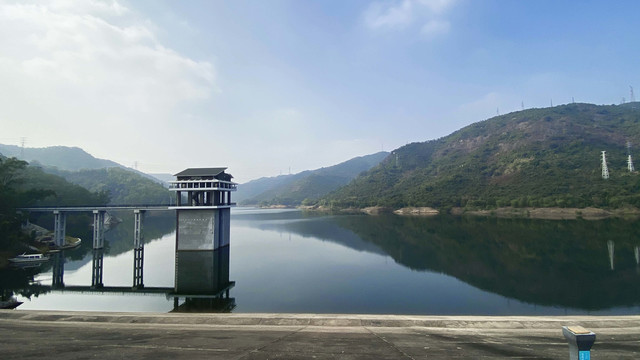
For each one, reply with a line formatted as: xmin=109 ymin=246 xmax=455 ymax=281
xmin=364 ymin=0 xmax=455 ymax=37
xmin=0 ymin=0 xmax=216 ymax=170
xmin=421 ymin=19 xmax=450 ymax=37
xmin=365 ymin=0 xmax=414 ymax=29
xmin=417 ymin=0 xmax=455 ymax=14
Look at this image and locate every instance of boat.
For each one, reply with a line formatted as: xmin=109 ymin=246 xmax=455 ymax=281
xmin=8 ymin=253 xmax=50 ymax=264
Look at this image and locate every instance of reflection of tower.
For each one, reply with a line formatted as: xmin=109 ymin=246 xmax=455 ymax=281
xmin=173 ymin=246 xmax=235 ymax=312
xmin=607 ymin=240 xmax=615 ymax=271
xmin=635 ymin=246 xmax=640 ymax=274
xmin=91 ymin=248 xmax=104 ymax=289
xmin=601 ymin=151 xmax=609 ymax=179
xmin=52 ymin=252 xmax=65 ymax=288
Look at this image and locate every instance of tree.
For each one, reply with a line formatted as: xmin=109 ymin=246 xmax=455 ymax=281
xmin=0 ymin=157 xmax=54 ymax=250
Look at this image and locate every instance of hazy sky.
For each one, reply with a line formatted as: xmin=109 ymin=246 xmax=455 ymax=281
xmin=1 ymin=0 xmax=639 ymax=182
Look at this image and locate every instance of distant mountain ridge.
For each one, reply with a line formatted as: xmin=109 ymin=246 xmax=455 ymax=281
xmin=323 ymin=103 xmax=640 ymax=210
xmin=0 ymin=144 xmax=121 ymax=171
xmin=0 ymin=144 xmax=170 ymax=205
xmin=237 ymin=151 xmax=389 ymax=206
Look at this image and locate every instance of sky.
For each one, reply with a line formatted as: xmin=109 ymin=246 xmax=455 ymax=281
xmin=1 ymin=0 xmax=639 ymax=182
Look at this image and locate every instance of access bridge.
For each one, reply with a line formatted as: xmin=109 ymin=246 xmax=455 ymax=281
xmin=20 ymin=167 xmax=238 ymax=293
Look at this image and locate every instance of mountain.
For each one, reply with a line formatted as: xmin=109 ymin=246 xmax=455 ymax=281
xmin=0 ymin=145 xmax=171 ymax=205
xmin=0 ymin=144 xmax=121 ymax=171
xmin=237 ymin=151 xmax=389 ymax=206
xmin=45 ymin=167 xmax=171 ymax=205
xmin=148 ymin=173 xmax=174 ymax=185
xmin=322 ymin=103 xmax=640 ymax=210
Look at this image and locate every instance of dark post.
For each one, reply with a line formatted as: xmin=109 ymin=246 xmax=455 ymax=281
xmin=562 ymin=326 xmax=596 ymax=360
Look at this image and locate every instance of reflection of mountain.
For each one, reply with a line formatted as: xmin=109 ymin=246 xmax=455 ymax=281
xmin=26 ymin=211 xmax=176 ymax=274
xmin=234 ymin=210 xmax=640 ymax=310
xmin=333 ymin=215 xmax=640 ymax=310
xmin=104 ymin=211 xmax=175 ymax=256
xmin=0 ymin=266 xmax=51 ymax=300
xmin=232 ymin=211 xmax=386 ymax=256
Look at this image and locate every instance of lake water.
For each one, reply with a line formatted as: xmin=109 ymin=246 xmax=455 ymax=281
xmin=5 ymin=208 xmax=640 ymax=314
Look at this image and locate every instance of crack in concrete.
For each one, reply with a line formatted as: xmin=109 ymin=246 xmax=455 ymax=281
xmin=234 ymin=326 xmax=308 ymax=360
xmin=365 ymin=327 xmax=416 ymax=360
xmin=96 ymin=344 xmax=230 ymax=352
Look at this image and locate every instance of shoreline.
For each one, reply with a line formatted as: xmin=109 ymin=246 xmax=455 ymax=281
xmin=297 ymin=205 xmax=640 ymax=220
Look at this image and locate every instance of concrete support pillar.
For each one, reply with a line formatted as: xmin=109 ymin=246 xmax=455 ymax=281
xmin=53 ymin=211 xmax=66 ymax=247
xmin=92 ymin=210 xmax=105 ymax=249
xmin=133 ymin=210 xmax=145 ymax=249
xmin=91 ymin=248 xmax=104 ymax=289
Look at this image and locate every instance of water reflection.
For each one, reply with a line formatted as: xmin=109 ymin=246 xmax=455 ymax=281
xmin=234 ymin=211 xmax=640 ymax=311
xmin=7 ymin=209 xmax=640 ymax=314
xmin=9 ymin=210 xmax=234 ymax=313
xmin=172 ymin=246 xmax=235 ymax=312
xmin=91 ymin=248 xmax=104 ymax=289
xmin=51 ymin=252 xmax=65 ymax=289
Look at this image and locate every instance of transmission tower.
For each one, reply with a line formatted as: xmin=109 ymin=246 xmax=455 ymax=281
xmin=628 ymin=141 xmax=635 ymax=172
xmin=20 ymin=137 xmax=26 ymax=159
xmin=631 ymin=86 xmax=636 ymax=103
xmin=601 ymin=151 xmax=609 ymax=179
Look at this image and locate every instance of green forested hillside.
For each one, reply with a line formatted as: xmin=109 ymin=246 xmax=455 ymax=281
xmin=19 ymin=166 xmax=110 ymax=206
xmin=238 ymin=151 xmax=389 ymax=206
xmin=47 ymin=167 xmax=171 ymax=205
xmin=0 ymin=156 xmax=109 ymax=256
xmin=322 ymin=103 xmax=640 ymax=210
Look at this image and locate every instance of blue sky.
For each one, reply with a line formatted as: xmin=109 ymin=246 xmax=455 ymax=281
xmin=1 ymin=0 xmax=638 ymax=182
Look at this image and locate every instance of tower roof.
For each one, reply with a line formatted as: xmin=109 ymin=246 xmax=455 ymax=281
xmin=173 ymin=167 xmax=230 ymax=178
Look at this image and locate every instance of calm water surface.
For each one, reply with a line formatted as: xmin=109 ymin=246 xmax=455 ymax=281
xmin=6 ymin=208 xmax=640 ymax=315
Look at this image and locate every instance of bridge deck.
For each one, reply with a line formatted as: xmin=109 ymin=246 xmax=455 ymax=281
xmin=20 ymin=205 xmax=172 ymax=212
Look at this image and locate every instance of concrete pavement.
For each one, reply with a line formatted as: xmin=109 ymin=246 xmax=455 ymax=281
xmin=1 ymin=311 xmax=639 ymax=359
